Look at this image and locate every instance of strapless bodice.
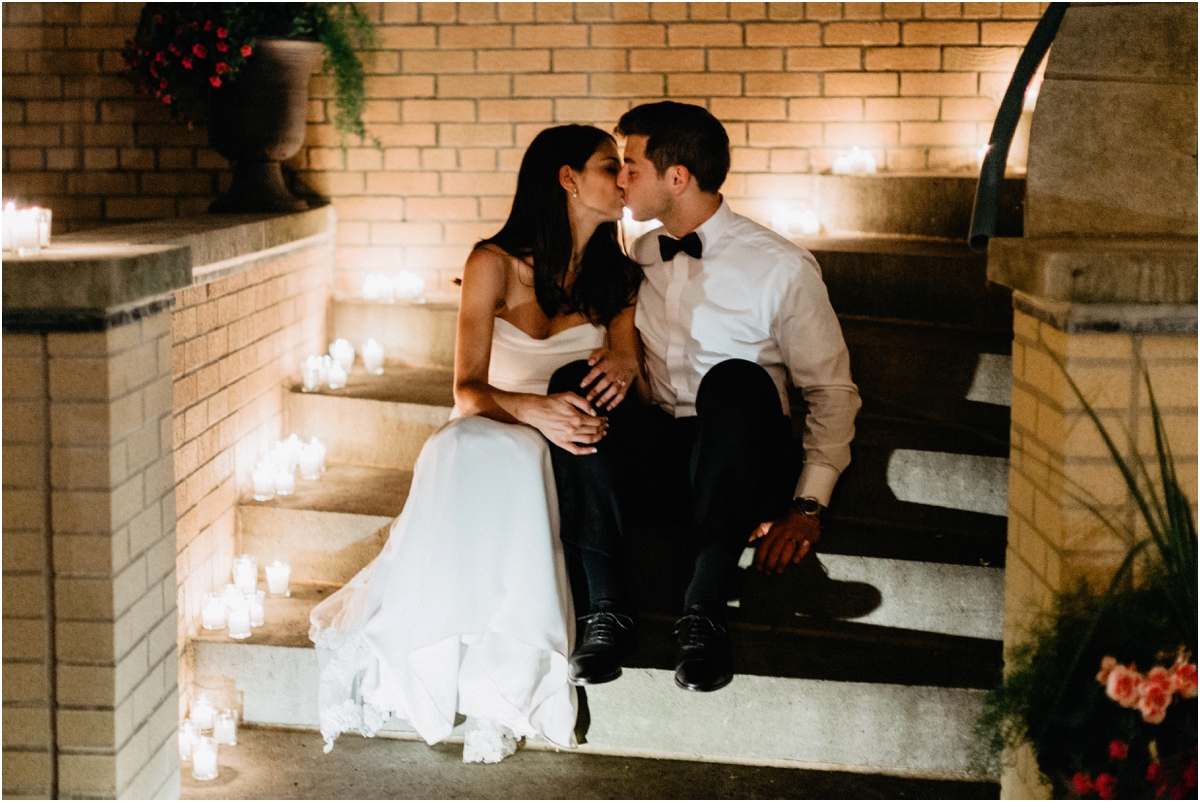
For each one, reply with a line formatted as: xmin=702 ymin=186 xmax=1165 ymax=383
xmin=487 ymin=317 xmax=606 ymax=395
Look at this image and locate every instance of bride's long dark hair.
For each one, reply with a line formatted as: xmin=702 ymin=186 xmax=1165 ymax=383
xmin=477 ymin=125 xmax=642 ymax=327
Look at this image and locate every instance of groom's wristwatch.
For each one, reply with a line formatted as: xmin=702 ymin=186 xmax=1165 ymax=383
xmin=791 ymin=497 xmax=823 ymax=518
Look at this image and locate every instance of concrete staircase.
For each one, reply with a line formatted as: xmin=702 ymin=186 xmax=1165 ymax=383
xmin=193 ymin=177 xmax=1016 ymax=785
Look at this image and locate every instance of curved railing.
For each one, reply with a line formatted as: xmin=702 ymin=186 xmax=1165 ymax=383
xmin=968 ymin=2 xmax=1071 ymax=251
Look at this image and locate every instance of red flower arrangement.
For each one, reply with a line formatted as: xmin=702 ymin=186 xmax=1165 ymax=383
xmin=120 ymin=4 xmax=255 ymax=123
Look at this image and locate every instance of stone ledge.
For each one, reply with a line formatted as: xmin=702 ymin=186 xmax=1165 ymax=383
xmin=988 ymin=236 xmax=1198 ymax=305
xmin=2 ymin=205 xmax=334 ymax=333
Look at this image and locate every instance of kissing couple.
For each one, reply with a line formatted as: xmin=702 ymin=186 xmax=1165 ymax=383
xmin=310 ymin=101 xmax=861 ymax=763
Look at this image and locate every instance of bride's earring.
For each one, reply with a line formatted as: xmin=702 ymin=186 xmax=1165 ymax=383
xmin=572 ymin=191 xmax=578 ymax=198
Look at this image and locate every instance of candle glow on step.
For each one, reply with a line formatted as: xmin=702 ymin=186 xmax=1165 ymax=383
xmin=226 ymin=595 xmax=252 ymax=640
xmin=201 ymin=593 xmax=226 ymax=631
xmin=190 ymin=694 xmax=216 ymax=732
xmin=329 ymin=338 xmax=355 ymax=372
xmin=214 ymin=709 xmax=238 ymax=746
xmin=248 ymin=590 xmax=265 ymax=628
xmin=362 ymin=338 xmax=385 ymax=375
xmin=326 ymin=361 xmax=348 ymax=390
xmin=178 ymin=720 xmax=199 ymax=762
xmin=232 ymin=555 xmax=257 ymax=594
xmin=831 ymin=146 xmax=877 ymax=176
xmin=251 ymin=465 xmax=275 ymax=502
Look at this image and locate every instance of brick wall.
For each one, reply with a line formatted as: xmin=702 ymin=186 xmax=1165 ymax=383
xmin=170 ymin=237 xmax=332 ymax=710
xmin=3 ymin=1 xmax=1048 ymax=295
xmin=3 ymin=315 xmax=179 ymax=799
xmin=1003 ymin=310 xmax=1199 ymax=647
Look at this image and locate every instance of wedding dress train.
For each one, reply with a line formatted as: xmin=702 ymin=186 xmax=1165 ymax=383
xmin=310 ymin=317 xmax=605 ymax=760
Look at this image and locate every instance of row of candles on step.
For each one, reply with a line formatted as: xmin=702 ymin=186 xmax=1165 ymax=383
xmin=180 ymin=693 xmax=238 ymax=781
xmin=252 ymin=434 xmax=327 ymax=502
xmin=2 ymin=202 xmax=52 ymax=256
xmin=301 ymin=338 xmax=385 ymax=392
xmin=362 ymin=270 xmax=426 ymax=303
xmin=200 ymin=555 xmax=292 ymax=637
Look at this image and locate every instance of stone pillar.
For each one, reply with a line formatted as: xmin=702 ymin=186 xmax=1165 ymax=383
xmin=3 ymin=250 xmax=189 ymax=799
xmin=987 ymin=3 xmax=1198 ymax=798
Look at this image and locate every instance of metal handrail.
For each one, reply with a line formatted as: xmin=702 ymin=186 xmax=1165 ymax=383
xmin=968 ymin=2 xmax=1071 ymax=252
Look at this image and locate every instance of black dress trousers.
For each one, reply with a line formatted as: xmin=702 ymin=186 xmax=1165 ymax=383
xmin=547 ymin=358 xmax=796 ymax=616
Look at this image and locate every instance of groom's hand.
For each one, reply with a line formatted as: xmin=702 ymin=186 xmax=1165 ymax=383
xmin=581 ymin=347 xmax=639 ymax=410
xmin=749 ymin=511 xmax=820 ymax=574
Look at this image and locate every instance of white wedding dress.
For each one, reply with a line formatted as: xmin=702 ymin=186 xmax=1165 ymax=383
xmin=310 ymin=316 xmax=605 ymax=761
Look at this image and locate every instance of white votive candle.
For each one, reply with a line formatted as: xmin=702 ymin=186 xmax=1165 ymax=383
xmin=201 ymin=593 xmax=226 ymax=631
xmin=248 ymin=590 xmax=265 ymax=627
xmin=362 ymin=338 xmax=385 ymax=375
xmin=298 ymin=445 xmax=321 ymax=481
xmin=326 ymin=361 xmax=347 ymax=390
xmin=311 ymin=437 xmax=326 ymax=474
xmin=11 ymin=208 xmax=40 ymax=256
xmin=214 ymin=709 xmax=238 ymax=746
xmin=227 ymin=597 xmax=252 ymax=640
xmin=232 ymin=555 xmax=257 ymax=594
xmin=2 ymin=201 xmax=15 ymax=252
xmin=36 ymin=207 xmax=51 ymax=248
xmin=221 ymin=583 xmax=243 ymax=611
xmin=274 ymin=467 xmax=296 ymax=496
xmin=190 ymin=695 xmax=215 ymax=732
xmin=251 ymin=465 xmax=275 ymax=502
xmin=329 ymin=338 xmax=355 ymax=372
xmin=265 ymin=561 xmax=291 ymax=597
xmin=301 ymin=356 xmax=322 ymax=392
xmin=191 ymin=736 xmax=218 ymax=781
xmin=178 ymin=720 xmax=199 ymax=762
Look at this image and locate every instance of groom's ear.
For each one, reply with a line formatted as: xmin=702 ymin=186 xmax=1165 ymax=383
xmin=666 ymin=164 xmax=693 ymax=195
xmin=558 ymin=164 xmax=577 ymax=195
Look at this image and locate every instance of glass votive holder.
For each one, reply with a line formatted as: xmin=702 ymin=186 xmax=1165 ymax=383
xmin=191 ymin=736 xmax=219 ymax=781
xmin=326 ymin=361 xmax=348 ymax=390
xmin=301 ymin=356 xmax=323 ymax=393
xmin=36 ymin=206 xmax=51 ymax=248
xmin=214 ymin=709 xmax=238 ymax=746
xmin=251 ymin=465 xmax=275 ymax=502
xmin=189 ymin=694 xmax=216 ymax=732
xmin=178 ymin=719 xmax=199 ymax=762
xmin=232 ymin=555 xmax=257 ymax=594
xmin=362 ymin=338 xmax=385 ymax=375
xmin=265 ymin=560 xmax=291 ymax=597
xmin=12 ymin=208 xmax=40 ymax=257
xmin=298 ymin=445 xmax=321 ymax=481
xmin=248 ymin=590 xmax=265 ymax=628
xmin=329 ymin=338 xmax=355 ymax=372
xmin=226 ymin=596 xmax=252 ymax=640
xmin=200 ymin=593 xmax=226 ymax=631
xmin=274 ymin=467 xmax=296 ymax=496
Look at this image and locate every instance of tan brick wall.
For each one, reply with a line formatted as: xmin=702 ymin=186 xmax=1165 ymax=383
xmin=3 ymin=314 xmax=180 ymax=800
xmin=170 ymin=240 xmax=332 ymax=708
xmin=4 ymin=1 xmax=1048 ymax=294
xmin=1003 ymin=309 xmax=1199 ymax=649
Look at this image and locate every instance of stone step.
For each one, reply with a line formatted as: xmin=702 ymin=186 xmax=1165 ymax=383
xmin=798 ymin=237 xmax=1013 ymax=330
xmin=284 ymin=365 xmax=453 ymax=472
xmin=330 ymin=297 xmax=458 ymax=369
xmin=192 ymin=584 xmax=998 ymax=781
xmin=237 ymin=463 xmax=411 ymax=585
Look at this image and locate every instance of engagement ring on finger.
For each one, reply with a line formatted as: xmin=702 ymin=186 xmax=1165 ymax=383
xmin=616 ymin=380 xmax=627 ymax=387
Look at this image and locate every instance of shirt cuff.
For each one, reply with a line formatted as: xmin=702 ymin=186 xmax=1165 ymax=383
xmin=794 ymin=463 xmax=841 ymax=509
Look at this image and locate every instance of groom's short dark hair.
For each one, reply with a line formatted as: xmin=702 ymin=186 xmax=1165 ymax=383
xmin=616 ymin=102 xmax=730 ymax=194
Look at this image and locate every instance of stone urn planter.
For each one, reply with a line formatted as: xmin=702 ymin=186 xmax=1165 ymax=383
xmin=208 ymin=39 xmax=323 ymax=214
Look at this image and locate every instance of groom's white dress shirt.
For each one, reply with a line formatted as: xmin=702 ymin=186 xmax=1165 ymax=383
xmin=633 ymin=198 xmax=861 ymax=507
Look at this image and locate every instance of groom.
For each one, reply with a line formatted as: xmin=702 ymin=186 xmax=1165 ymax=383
xmin=549 ymin=101 xmax=860 ymax=693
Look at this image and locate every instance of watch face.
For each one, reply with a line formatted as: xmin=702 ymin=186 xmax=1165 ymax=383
xmin=795 ymin=498 xmax=821 ymax=516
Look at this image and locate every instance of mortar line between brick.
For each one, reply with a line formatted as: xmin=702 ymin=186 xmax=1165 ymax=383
xmin=39 ymin=334 xmax=59 ymax=799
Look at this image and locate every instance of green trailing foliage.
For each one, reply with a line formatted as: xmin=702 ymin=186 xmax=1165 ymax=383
xmin=978 ymin=360 xmax=1198 ymax=797
xmin=122 ymin=2 xmax=376 ymax=143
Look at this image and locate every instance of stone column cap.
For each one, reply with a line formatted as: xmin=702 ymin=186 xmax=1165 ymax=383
xmin=987 ymin=235 xmax=1198 ymax=305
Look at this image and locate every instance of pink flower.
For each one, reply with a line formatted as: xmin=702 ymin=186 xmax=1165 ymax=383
xmin=1106 ymin=664 xmax=1142 ymax=708
xmin=217 ymin=27 xmax=228 ymax=38
xmin=192 ymin=43 xmax=207 ymax=59
xmin=216 ymin=41 xmax=228 ymax=52
xmin=168 ymin=43 xmax=181 ymax=56
xmin=1095 ymin=773 xmax=1117 ymax=800
xmin=155 ymin=51 xmax=164 ymax=62
xmin=1072 ymin=772 xmax=1094 ymax=794
xmin=161 ymin=94 xmax=172 ymax=105
xmin=240 ymin=44 xmax=252 ymax=57
xmin=1097 ymin=656 xmax=1118 ymax=684
xmin=159 ymin=78 xmax=168 ymax=89
xmin=1109 ymin=740 xmax=1128 ymax=760
xmin=209 ymin=76 xmax=221 ymax=87
xmin=1137 ymin=676 xmax=1171 ymax=724
xmin=181 ymin=56 xmax=193 ymax=69
xmin=1171 ymin=662 xmax=1197 ymax=698
xmin=215 ymin=62 xmax=230 ymax=74
xmin=1148 ymin=761 xmax=1164 ymax=782
xmin=204 ymin=20 xmax=212 ymax=31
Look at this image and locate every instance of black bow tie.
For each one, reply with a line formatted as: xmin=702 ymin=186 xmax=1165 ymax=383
xmin=659 ymin=232 xmax=702 ymax=262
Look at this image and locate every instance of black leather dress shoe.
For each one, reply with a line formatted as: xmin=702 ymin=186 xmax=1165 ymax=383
xmin=568 ymin=603 xmax=636 ymax=686
xmin=673 ymin=610 xmax=733 ymax=692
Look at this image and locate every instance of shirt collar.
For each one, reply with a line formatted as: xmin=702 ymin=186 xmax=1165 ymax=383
xmin=693 ymin=196 xmax=734 ymax=256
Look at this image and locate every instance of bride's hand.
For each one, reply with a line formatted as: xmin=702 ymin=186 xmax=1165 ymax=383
xmin=580 ymin=348 xmax=638 ymax=410
xmin=522 ymin=393 xmax=608 ymax=455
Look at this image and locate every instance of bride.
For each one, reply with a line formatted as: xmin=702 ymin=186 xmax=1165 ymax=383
xmin=309 ymin=125 xmax=643 ymax=762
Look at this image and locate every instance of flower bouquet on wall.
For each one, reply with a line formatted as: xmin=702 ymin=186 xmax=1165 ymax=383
xmin=120 ymin=3 xmax=375 ymax=212
xmin=978 ymin=367 xmax=1198 ymax=799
